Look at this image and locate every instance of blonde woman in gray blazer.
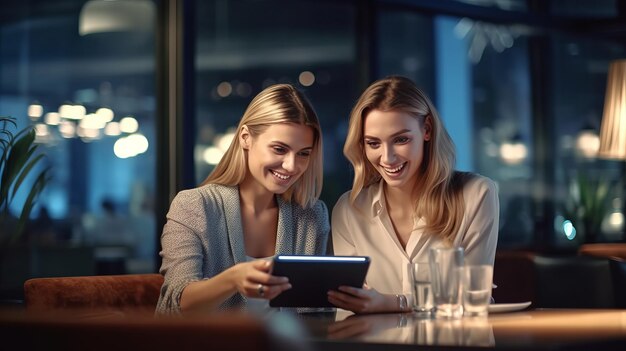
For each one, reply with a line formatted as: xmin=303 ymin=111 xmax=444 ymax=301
xmin=156 ymin=84 xmax=329 ymax=314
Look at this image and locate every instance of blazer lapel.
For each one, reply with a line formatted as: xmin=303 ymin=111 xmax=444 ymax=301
xmin=274 ymin=196 xmax=294 ymax=255
xmin=224 ymin=185 xmax=246 ymax=264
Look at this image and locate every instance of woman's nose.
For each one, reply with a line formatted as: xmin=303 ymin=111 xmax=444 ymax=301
xmin=282 ymin=154 xmax=296 ymax=172
xmin=381 ymin=144 xmax=396 ymax=164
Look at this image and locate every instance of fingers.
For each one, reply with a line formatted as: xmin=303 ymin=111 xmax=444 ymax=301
xmin=252 ymin=259 xmax=272 ymax=272
xmin=263 ymin=274 xmax=289 ymax=285
xmin=246 ymin=281 xmax=291 ymax=300
xmin=328 ymin=286 xmax=381 ymax=313
xmin=327 ymin=295 xmax=355 ymax=312
xmin=249 ymin=261 xmax=288 ymax=285
xmin=244 ymin=260 xmax=290 ymax=299
xmin=263 ymin=282 xmax=292 ymax=300
xmin=327 ymin=290 xmax=358 ymax=306
xmin=242 ymin=261 xmax=288 ymax=289
xmin=337 ymin=285 xmax=365 ymax=297
xmin=327 ymin=290 xmax=370 ymax=313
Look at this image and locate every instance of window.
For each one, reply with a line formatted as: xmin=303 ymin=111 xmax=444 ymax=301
xmin=0 ymin=0 xmax=158 ymax=301
xmin=193 ymin=0 xmax=359 ymax=207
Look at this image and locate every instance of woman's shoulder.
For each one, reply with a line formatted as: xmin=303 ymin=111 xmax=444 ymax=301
xmin=292 ymin=198 xmax=329 ymax=218
xmin=170 ymin=184 xmax=238 ymax=212
xmin=456 ymin=172 xmax=498 ymax=198
xmin=170 ymin=187 xmax=201 ymax=206
xmin=333 ymin=190 xmax=352 ymax=210
xmin=174 ymin=183 xmax=235 ymax=200
xmin=333 ymin=184 xmax=378 ymax=213
xmin=287 ymin=199 xmax=330 ymax=231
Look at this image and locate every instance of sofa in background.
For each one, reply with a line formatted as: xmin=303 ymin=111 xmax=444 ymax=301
xmin=7 ymin=273 xmax=308 ymax=351
xmin=23 ymin=273 xmax=163 ymax=312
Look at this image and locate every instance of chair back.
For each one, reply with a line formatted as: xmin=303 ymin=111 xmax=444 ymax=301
xmin=533 ymin=255 xmax=613 ymax=308
xmin=493 ymin=250 xmax=536 ymax=303
xmin=608 ymin=257 xmax=626 ymax=309
xmin=578 ymin=243 xmax=626 ymax=260
xmin=24 ymin=273 xmax=163 ymax=312
xmin=0 ymin=310 xmax=273 ymax=351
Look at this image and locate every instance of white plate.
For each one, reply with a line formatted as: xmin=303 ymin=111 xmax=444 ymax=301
xmin=488 ymin=301 xmax=532 ymax=313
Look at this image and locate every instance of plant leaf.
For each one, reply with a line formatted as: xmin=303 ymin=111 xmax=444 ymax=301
xmin=1 ymin=116 xmax=51 ymax=243
xmin=11 ymin=152 xmax=46 ymax=199
xmin=10 ymin=168 xmax=51 ymax=244
xmin=0 ymin=128 xmax=36 ymax=204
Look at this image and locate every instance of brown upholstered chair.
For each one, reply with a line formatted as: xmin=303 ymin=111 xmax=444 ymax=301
xmin=16 ymin=274 xmax=308 ymax=351
xmin=533 ymin=255 xmax=614 ymax=308
xmin=608 ymin=256 xmax=626 ymax=309
xmin=24 ymin=273 xmax=163 ymax=312
xmin=578 ymin=243 xmax=626 ymax=260
xmin=0 ymin=309 xmax=274 ymax=351
xmin=493 ymin=250 xmax=536 ymax=303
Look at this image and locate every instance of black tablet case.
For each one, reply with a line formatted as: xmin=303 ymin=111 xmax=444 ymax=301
xmin=269 ymin=255 xmax=370 ymax=308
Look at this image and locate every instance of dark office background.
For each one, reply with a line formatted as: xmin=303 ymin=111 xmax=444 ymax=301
xmin=1 ymin=0 xmax=625 ymax=300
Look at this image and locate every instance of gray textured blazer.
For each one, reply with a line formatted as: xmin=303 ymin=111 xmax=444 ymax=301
xmin=156 ymin=184 xmax=330 ymax=314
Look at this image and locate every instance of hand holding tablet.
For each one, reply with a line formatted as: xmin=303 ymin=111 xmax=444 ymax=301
xmin=269 ymin=255 xmax=370 ymax=308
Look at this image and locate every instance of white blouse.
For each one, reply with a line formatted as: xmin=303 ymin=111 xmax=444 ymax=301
xmin=331 ymin=174 xmax=499 ymax=297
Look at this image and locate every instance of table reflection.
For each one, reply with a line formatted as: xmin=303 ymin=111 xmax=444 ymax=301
xmin=419 ymin=318 xmax=494 ymax=347
xmin=291 ymin=309 xmax=626 ymax=350
xmin=3 ymin=307 xmax=625 ymax=350
xmin=295 ymin=309 xmax=494 ymax=347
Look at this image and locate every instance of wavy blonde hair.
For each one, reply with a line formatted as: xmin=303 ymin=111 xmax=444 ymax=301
xmin=201 ymin=84 xmax=323 ymax=209
xmin=344 ymin=76 xmax=468 ymax=241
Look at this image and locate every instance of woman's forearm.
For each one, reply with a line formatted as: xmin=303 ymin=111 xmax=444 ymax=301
xmin=180 ymin=268 xmax=237 ymax=312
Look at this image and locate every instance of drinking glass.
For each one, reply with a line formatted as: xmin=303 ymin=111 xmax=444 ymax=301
xmin=408 ymin=262 xmax=433 ymax=316
xmin=462 ymin=265 xmax=493 ymax=317
xmin=429 ymin=247 xmax=464 ymax=319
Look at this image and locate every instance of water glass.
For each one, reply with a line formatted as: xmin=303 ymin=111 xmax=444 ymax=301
xmin=429 ymin=247 xmax=464 ymax=319
xmin=462 ymin=265 xmax=493 ymax=317
xmin=408 ymin=262 xmax=433 ymax=315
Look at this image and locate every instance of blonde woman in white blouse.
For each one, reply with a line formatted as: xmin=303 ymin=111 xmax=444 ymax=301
xmin=329 ymin=76 xmax=499 ymax=314
xmin=157 ymin=84 xmax=329 ymax=314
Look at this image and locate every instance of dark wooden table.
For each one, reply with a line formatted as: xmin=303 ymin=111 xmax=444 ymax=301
xmin=2 ymin=307 xmax=625 ymax=350
xmin=292 ymin=309 xmax=626 ymax=350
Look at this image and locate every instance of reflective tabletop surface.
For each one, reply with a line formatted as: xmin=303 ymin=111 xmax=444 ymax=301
xmin=292 ymin=309 xmax=626 ymax=350
xmin=2 ymin=306 xmax=625 ymax=350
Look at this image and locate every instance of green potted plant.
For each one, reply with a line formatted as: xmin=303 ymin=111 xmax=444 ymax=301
xmin=0 ymin=116 xmax=50 ymax=245
xmin=563 ymin=173 xmax=612 ymax=243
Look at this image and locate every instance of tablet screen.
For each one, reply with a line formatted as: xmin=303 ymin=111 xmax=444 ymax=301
xmin=269 ymin=255 xmax=370 ymax=308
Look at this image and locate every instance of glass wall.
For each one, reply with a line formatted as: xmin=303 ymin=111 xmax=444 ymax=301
xmin=376 ymin=0 xmax=626 ymax=248
xmin=1 ymin=0 xmax=625 ymax=303
xmin=377 ymin=9 xmax=533 ymax=247
xmin=550 ymin=32 xmax=626 ymax=246
xmin=469 ymin=23 xmax=532 ymax=248
xmin=0 ymin=0 xmax=157 ymax=299
xmin=193 ymin=0 xmax=359 ymax=207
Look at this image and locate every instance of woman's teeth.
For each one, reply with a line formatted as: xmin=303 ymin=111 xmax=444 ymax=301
xmin=272 ymin=170 xmax=291 ymax=180
xmin=384 ymin=163 xmax=405 ymax=174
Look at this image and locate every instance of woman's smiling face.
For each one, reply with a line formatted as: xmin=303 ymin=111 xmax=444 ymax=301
xmin=242 ymin=122 xmax=314 ymax=195
xmin=363 ymin=109 xmax=430 ymax=192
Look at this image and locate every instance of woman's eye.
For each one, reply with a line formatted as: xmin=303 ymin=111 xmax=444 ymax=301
xmin=395 ymin=136 xmax=410 ymax=144
xmin=365 ymin=141 xmax=380 ymax=148
xmin=297 ymin=151 xmax=311 ymax=157
xmin=272 ymin=146 xmax=287 ymax=154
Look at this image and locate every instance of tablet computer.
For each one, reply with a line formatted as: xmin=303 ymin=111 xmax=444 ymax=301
xmin=269 ymin=255 xmax=370 ymax=308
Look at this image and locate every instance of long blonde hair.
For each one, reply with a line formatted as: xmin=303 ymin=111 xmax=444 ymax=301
xmin=344 ymin=76 xmax=467 ymax=241
xmin=201 ymin=84 xmax=323 ymax=209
